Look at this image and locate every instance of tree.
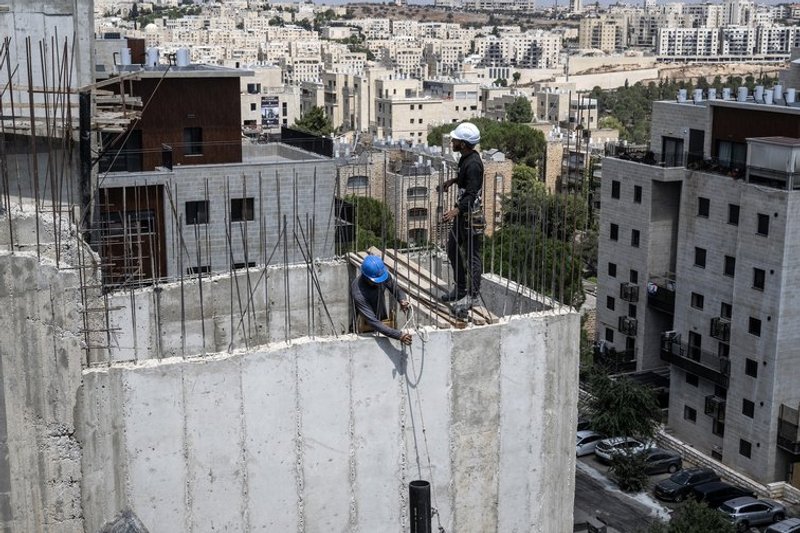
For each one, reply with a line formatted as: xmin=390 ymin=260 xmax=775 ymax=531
xmin=648 ymin=500 xmax=736 ymax=533
xmin=129 ymin=2 xmax=140 ymax=21
xmin=512 ymin=71 xmax=521 ymax=86
xmin=505 ymin=97 xmax=533 ymax=123
xmin=294 ymin=106 xmax=334 ymax=136
xmin=494 ymin=77 xmax=508 ymax=87
xmin=427 ymin=119 xmax=546 ymax=168
xmin=344 ymin=195 xmax=401 ymax=251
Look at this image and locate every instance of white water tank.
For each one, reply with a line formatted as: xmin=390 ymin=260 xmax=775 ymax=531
xmin=755 ymin=85 xmax=764 ymax=102
xmin=176 ymin=48 xmax=190 ymax=67
xmin=722 ymin=87 xmax=731 ymax=100
xmin=708 ymin=88 xmax=717 ymax=100
xmin=146 ymin=47 xmax=160 ymax=67
xmin=678 ymin=89 xmax=687 ymax=102
xmin=120 ymin=48 xmax=132 ymax=66
xmin=737 ymin=87 xmax=748 ymax=102
xmin=693 ymin=89 xmax=703 ymax=103
xmin=765 ymin=91 xmax=774 ymax=105
xmin=788 ymin=88 xmax=797 ymax=103
xmin=774 ymin=85 xmax=783 ymax=101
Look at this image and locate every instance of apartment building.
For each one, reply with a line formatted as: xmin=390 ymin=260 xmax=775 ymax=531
xmin=579 ymin=15 xmax=628 ymax=53
xmin=240 ymin=65 xmax=299 ymax=135
xmin=656 ymin=27 xmax=720 ymax=57
xmin=596 ymin=87 xmax=800 ymax=486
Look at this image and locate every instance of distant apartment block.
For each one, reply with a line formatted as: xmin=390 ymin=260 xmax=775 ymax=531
xmin=596 ymin=83 xmax=800 ymax=487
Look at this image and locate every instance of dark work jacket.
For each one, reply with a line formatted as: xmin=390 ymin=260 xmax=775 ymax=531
xmin=351 ymin=275 xmax=406 ymax=340
xmin=455 ymin=150 xmax=484 ymax=217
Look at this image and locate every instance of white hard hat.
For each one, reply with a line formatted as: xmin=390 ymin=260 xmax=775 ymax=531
xmin=451 ymin=122 xmax=480 ymax=145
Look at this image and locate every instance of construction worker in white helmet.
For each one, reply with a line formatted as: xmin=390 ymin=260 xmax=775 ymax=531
xmin=437 ymin=122 xmax=484 ymax=312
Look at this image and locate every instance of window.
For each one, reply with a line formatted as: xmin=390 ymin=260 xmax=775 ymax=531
xmin=742 ymin=398 xmax=755 ymax=418
xmin=720 ymin=302 xmax=732 ymax=320
xmin=347 ymin=175 xmax=368 ymax=188
xmin=185 ymin=200 xmax=209 ymax=225
xmin=183 ymin=127 xmax=203 ymax=156
xmin=712 ymin=418 xmax=725 ymax=437
xmin=686 ymin=372 xmax=699 ymax=387
xmin=694 ymin=247 xmax=706 ymax=268
xmin=407 ymin=186 xmax=428 ymax=200
xmin=605 ymin=327 xmax=614 ymax=342
xmin=684 ymin=405 xmax=697 ymax=422
xmin=250 ymin=103 xmax=257 ymax=111
xmin=718 ymin=342 xmax=729 ymax=358
xmin=608 ymin=262 xmax=617 ymax=277
xmin=728 ymin=204 xmax=740 ymax=225
xmin=691 ymin=292 xmax=704 ymax=309
xmin=745 ymin=358 xmax=758 ymax=377
xmin=630 ymin=269 xmax=639 ymax=284
xmin=724 ymin=255 xmax=736 ymax=277
xmin=610 ymin=223 xmax=619 ymax=241
xmin=631 ymin=229 xmax=640 ymax=248
xmin=757 ymin=213 xmax=769 ymax=236
xmin=688 ymin=331 xmax=702 ymax=360
xmin=634 ymin=185 xmax=642 ymax=204
xmin=748 ymin=317 xmax=761 ymax=337
xmin=607 ymin=296 xmax=615 ymax=311
xmin=231 ymin=198 xmax=255 ymax=222
xmin=739 ymin=439 xmax=752 ymax=458
xmin=753 ymin=268 xmax=765 ymax=290
xmin=407 ymin=208 xmax=428 ymax=221
xmin=232 ymin=262 xmax=256 ymax=270
xmin=628 ymin=304 xmax=637 ymax=319
xmin=611 ymin=180 xmax=620 ymax=199
xmin=187 ymin=265 xmax=211 ymax=275
xmin=409 ymin=104 xmax=415 ymax=110
xmin=408 ymin=228 xmax=428 ymax=243
xmin=698 ymin=197 xmax=710 ymax=217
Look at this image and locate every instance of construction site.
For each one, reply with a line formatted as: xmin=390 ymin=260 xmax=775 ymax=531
xmin=0 ymin=2 xmax=582 ymax=532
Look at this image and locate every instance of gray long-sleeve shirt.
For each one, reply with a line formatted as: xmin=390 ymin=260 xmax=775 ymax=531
xmin=351 ymin=274 xmax=407 ymax=339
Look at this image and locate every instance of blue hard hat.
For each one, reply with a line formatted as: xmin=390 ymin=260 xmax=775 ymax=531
xmin=362 ymin=255 xmax=389 ymax=283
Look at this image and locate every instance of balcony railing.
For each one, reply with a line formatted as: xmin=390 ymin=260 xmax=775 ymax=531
xmin=660 ymin=333 xmax=730 ymax=387
xmin=620 ymin=282 xmax=639 ymax=302
xmin=777 ymin=404 xmax=800 ymax=456
xmin=704 ymin=394 xmax=726 ymax=422
xmin=618 ymin=316 xmax=638 ymax=337
xmin=710 ymin=317 xmax=731 ymax=342
xmin=648 ymin=275 xmax=675 ymax=315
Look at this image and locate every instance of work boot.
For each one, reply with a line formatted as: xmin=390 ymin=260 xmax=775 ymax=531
xmin=440 ymin=287 xmax=466 ymax=302
xmin=451 ymin=294 xmax=475 ymax=320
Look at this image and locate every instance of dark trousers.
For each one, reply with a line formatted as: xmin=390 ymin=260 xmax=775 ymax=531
xmin=447 ymin=220 xmax=483 ymax=297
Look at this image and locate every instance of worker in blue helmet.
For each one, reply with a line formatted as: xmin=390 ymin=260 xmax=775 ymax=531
xmin=351 ymin=255 xmax=412 ymax=346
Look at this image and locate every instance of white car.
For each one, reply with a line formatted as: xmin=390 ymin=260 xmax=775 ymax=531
xmin=595 ymin=436 xmax=654 ymax=463
xmin=576 ymin=430 xmax=606 ymax=457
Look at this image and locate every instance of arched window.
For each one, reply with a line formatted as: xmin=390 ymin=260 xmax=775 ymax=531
xmin=347 ymin=175 xmax=368 ymax=189
xmin=407 ymin=186 xmax=428 ymax=200
xmin=408 ymin=228 xmax=428 ymax=244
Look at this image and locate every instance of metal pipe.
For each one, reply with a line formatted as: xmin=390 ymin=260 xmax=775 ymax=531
xmin=409 ymin=480 xmax=432 ymax=533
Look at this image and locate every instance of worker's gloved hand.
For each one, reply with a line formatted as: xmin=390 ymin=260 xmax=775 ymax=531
xmin=399 ymin=333 xmax=412 ymax=346
xmin=400 ymin=300 xmax=410 ymax=314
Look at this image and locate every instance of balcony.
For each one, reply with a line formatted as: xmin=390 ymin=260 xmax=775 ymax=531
xmin=618 ymin=316 xmax=638 ymax=337
xmin=602 ymin=153 xmax=686 ymax=183
xmin=620 ymin=282 xmax=639 ymax=303
xmin=704 ymin=394 xmax=726 ymax=422
xmin=710 ymin=317 xmax=731 ymax=342
xmin=647 ymin=275 xmax=675 ymax=315
xmin=777 ymin=404 xmax=800 ymax=456
xmin=660 ymin=332 xmax=730 ymax=387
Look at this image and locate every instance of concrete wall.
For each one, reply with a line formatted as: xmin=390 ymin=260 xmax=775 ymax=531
xmin=79 ymin=309 xmax=580 ymax=533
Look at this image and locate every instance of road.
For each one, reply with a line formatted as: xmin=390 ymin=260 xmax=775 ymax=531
xmin=574 ymin=459 xmax=668 ymax=533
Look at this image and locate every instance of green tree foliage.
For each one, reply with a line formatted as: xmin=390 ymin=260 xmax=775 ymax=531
xmin=648 ymin=500 xmax=736 ymax=533
xmin=505 ymin=97 xmax=533 ymax=124
xmin=512 ymin=71 xmax=521 ymax=86
xmin=344 ymin=195 xmax=401 ymax=251
xmin=427 ymin=118 xmax=546 ymax=168
xmin=294 ymin=106 xmax=334 ymax=136
xmin=494 ymin=77 xmax=508 ymax=87
xmin=609 ymin=453 xmax=650 ymax=492
xmin=485 ymin=165 xmax=588 ymax=307
xmin=583 ymin=371 xmax=661 ymax=442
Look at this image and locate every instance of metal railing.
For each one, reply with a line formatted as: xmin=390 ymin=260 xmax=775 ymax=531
xmin=660 ymin=334 xmax=730 ymax=386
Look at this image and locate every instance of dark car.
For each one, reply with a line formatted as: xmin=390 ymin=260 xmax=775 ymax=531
xmin=692 ymin=481 xmax=754 ymax=509
xmin=640 ymin=448 xmax=682 ymax=475
xmin=654 ymin=467 xmax=721 ymax=502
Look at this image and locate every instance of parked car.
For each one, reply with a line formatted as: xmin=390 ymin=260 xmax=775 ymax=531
xmin=595 ymin=437 xmax=654 ymax=463
xmin=653 ymin=467 xmax=720 ymax=502
xmin=576 ymin=430 xmax=606 ymax=457
xmin=639 ymin=448 xmax=682 ymax=475
xmin=718 ymin=496 xmax=786 ymax=531
xmin=766 ymin=517 xmax=800 ymax=533
xmin=577 ymin=416 xmax=592 ymax=432
xmin=691 ymin=481 xmax=754 ymax=509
